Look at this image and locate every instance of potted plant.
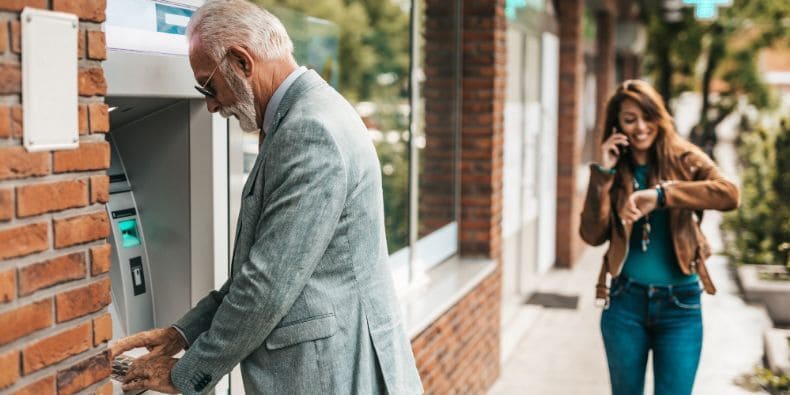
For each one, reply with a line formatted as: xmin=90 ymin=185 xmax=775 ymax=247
xmin=764 ymin=329 xmax=790 ymax=379
xmin=727 ymin=119 xmax=790 ymax=325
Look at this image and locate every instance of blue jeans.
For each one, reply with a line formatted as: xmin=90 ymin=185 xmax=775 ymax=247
xmin=600 ymin=274 xmax=703 ymax=395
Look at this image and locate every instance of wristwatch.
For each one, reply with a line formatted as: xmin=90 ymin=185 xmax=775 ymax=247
xmin=594 ymin=164 xmax=616 ymax=175
xmin=655 ymin=184 xmax=666 ymax=207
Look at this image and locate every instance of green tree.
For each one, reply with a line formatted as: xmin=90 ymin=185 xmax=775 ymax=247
xmin=252 ymin=0 xmax=409 ymax=102
xmin=643 ymin=7 xmax=706 ymax=103
xmin=773 ymin=119 xmax=790 ymax=269
xmin=723 ymin=120 xmax=790 ymax=267
xmin=643 ymin=0 xmax=790 ymax=150
xmin=252 ymin=0 xmax=412 ymax=253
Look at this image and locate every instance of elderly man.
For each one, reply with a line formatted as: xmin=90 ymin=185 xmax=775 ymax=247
xmin=110 ymin=1 xmax=423 ymax=394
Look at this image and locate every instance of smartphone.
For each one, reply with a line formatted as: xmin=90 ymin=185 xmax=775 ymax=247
xmin=614 ymin=126 xmax=629 ymax=156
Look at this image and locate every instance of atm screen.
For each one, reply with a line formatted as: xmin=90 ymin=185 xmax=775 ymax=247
xmin=118 ymin=219 xmax=142 ymax=248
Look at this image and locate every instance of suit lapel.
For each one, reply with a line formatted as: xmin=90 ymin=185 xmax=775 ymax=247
xmin=231 ymin=147 xmax=264 ymax=275
xmin=229 ymin=70 xmax=327 ymax=275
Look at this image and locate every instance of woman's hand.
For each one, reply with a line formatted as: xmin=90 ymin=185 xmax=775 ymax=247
xmin=601 ymin=132 xmax=629 ymax=169
xmin=619 ymin=189 xmax=658 ymax=226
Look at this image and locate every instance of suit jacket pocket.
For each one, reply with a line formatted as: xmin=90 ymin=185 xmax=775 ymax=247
xmin=265 ymin=313 xmax=338 ymax=350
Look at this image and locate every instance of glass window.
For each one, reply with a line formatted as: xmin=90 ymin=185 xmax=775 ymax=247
xmin=231 ymin=1 xmax=462 ymax=285
xmin=414 ymin=0 xmax=461 ymax=271
xmin=255 ymin=0 xmax=412 ymax=256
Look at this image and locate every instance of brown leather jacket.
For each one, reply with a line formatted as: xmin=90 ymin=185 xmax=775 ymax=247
xmin=579 ymin=150 xmax=740 ymax=300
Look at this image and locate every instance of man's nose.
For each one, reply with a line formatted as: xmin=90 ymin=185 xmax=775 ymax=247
xmin=205 ymin=97 xmax=220 ymax=113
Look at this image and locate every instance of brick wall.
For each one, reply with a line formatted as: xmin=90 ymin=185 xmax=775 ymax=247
xmin=459 ymin=0 xmax=505 ymax=260
xmin=555 ymin=0 xmax=585 ymax=268
xmin=618 ymin=52 xmax=641 ymax=81
xmin=0 ymin=1 xmax=112 ymax=394
xmin=411 ymin=269 xmax=501 ymax=393
xmin=410 ymin=0 xmax=505 ymax=393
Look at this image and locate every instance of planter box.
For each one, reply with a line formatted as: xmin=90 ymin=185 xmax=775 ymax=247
xmin=764 ymin=328 xmax=790 ymax=377
xmin=737 ymin=265 xmax=790 ymax=325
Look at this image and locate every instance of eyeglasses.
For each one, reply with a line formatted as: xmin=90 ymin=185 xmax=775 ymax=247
xmin=194 ymin=52 xmax=228 ymax=98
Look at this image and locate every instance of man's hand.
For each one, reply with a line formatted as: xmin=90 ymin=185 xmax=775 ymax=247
xmin=122 ymin=355 xmax=179 ymax=393
xmin=619 ymin=189 xmax=658 ymax=226
xmin=110 ymin=327 xmax=186 ymax=360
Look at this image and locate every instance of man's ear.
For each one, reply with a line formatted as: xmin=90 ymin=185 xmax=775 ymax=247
xmin=227 ymin=45 xmax=254 ymax=78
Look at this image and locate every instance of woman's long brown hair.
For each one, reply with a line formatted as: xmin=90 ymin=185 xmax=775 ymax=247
xmin=600 ymin=79 xmax=701 ymax=186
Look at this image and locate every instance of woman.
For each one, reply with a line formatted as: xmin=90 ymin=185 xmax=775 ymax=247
xmin=579 ymin=80 xmax=739 ymax=395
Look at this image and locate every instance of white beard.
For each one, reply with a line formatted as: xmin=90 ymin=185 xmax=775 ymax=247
xmin=220 ymin=64 xmax=259 ymax=133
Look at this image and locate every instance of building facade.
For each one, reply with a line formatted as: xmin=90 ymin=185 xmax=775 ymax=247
xmin=0 ymin=0 xmax=646 ymax=394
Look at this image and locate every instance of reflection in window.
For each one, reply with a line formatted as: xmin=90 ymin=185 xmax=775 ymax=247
xmin=417 ymin=0 xmax=459 ymax=239
xmin=255 ymin=0 xmax=411 ymax=254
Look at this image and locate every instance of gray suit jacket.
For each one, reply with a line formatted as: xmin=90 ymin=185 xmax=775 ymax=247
xmin=170 ymin=70 xmax=423 ymax=395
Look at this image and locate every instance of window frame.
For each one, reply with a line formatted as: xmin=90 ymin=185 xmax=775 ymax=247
xmin=390 ymin=0 xmax=462 ymax=293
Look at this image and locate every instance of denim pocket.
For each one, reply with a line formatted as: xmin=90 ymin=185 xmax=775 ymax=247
xmin=609 ymin=279 xmax=628 ymax=298
xmin=671 ymin=288 xmax=702 ymax=310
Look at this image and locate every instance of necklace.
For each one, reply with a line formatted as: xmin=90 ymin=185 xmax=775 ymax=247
xmin=633 ymin=176 xmax=651 ymax=252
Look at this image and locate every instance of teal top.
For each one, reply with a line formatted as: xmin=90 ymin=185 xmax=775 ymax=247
xmin=621 ymin=164 xmax=699 ymax=285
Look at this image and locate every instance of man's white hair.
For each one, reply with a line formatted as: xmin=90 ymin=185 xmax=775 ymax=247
xmin=186 ymin=0 xmax=293 ymax=62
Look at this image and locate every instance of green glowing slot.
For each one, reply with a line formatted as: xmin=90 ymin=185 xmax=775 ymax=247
xmin=118 ymin=219 xmax=141 ymax=248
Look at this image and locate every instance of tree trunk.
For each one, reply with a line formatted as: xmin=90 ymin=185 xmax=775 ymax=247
xmin=693 ymin=24 xmax=724 ymax=148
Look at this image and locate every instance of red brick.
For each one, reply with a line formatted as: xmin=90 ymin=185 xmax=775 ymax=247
xmin=0 ymin=63 xmax=21 ymax=94
xmin=0 ymin=147 xmax=49 ymax=181
xmin=0 ymin=18 xmax=6 ymax=54
xmin=0 ymin=222 xmax=48 ymax=261
xmin=16 ymin=180 xmax=89 ymax=217
xmin=0 ymin=0 xmax=47 ymax=11
xmin=92 ymin=313 xmax=111 ymax=346
xmin=56 ymin=352 xmax=110 ymax=395
xmin=78 ymin=67 xmax=107 ymax=97
xmin=94 ymin=380 xmax=113 ymax=395
xmin=0 ymin=350 xmax=19 ymax=389
xmin=89 ymin=243 xmax=111 ymax=276
xmin=77 ymin=29 xmax=84 ymax=59
xmin=52 ymin=0 xmax=106 ymax=23
xmin=11 ymin=375 xmax=55 ymax=395
xmin=89 ymin=175 xmax=109 ymax=204
xmin=0 ymin=188 xmax=11 ymax=221
xmin=0 ymin=269 xmax=16 ymax=303
xmin=555 ymin=0 xmax=584 ymax=268
xmin=9 ymin=106 xmax=22 ymax=138
xmin=88 ymin=103 xmax=109 ymax=133
xmin=22 ymin=322 xmax=91 ymax=374
xmin=0 ymin=106 xmax=10 ymax=138
xmin=86 ymin=30 xmax=106 ymax=61
xmin=9 ymin=20 xmax=19 ymax=54
xmin=78 ymin=105 xmax=88 ymax=135
xmin=18 ymin=253 xmax=86 ymax=296
xmin=0 ymin=299 xmax=52 ymax=345
xmin=53 ymin=211 xmax=109 ymax=248
xmin=55 ymin=278 xmax=110 ymax=323
xmin=53 ymin=141 xmax=109 ymax=173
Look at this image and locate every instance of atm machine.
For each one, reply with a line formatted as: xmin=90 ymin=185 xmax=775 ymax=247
xmin=106 ymin=137 xmax=155 ymax=336
xmin=103 ymin=0 xmax=230 ymax=393
xmin=104 ymin=95 xmax=223 ymax=339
